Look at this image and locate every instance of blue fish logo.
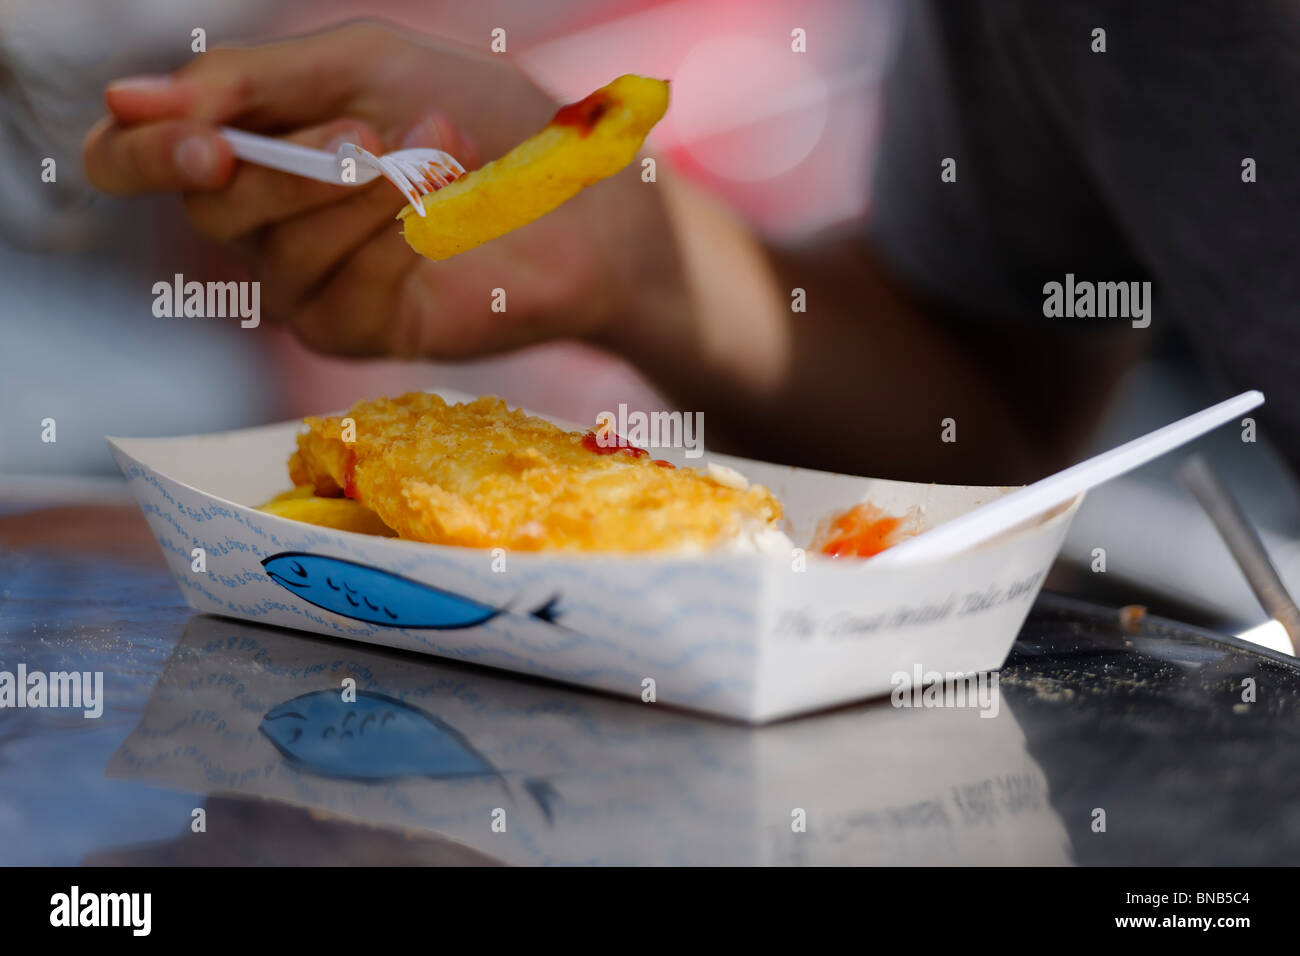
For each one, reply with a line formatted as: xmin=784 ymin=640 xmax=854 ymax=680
xmin=259 ymin=690 xmax=498 ymax=782
xmin=262 ymin=551 xmax=560 ymax=629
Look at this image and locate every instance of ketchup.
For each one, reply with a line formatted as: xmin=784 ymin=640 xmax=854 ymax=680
xmin=819 ymin=503 xmax=902 ymax=558
xmin=581 ymin=430 xmax=650 ymax=460
xmin=551 ymin=91 xmax=612 ymax=137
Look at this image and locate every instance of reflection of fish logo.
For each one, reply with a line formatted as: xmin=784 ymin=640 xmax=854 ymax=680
xmin=261 ymin=552 xmax=560 ymax=629
xmin=259 ymin=690 xmax=498 ymax=782
xmin=524 ymin=778 xmax=562 ymax=825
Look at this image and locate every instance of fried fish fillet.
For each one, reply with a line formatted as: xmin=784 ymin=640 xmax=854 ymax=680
xmin=287 ymin=392 xmax=786 ymax=553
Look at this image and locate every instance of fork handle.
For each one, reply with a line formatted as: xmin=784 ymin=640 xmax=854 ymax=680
xmin=219 ymin=127 xmax=373 ymax=184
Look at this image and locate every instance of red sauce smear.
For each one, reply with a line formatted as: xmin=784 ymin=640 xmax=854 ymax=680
xmin=818 ymin=503 xmax=902 ymax=558
xmin=652 ymin=459 xmax=675 ymax=468
xmin=551 ymin=91 xmax=613 ymax=137
xmin=581 ymin=430 xmax=649 ymax=459
xmin=342 ymin=449 xmax=359 ymax=500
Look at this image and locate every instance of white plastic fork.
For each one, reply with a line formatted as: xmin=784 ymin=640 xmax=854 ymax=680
xmin=218 ymin=127 xmax=465 ymax=217
xmin=869 ymin=390 xmax=1266 ymax=567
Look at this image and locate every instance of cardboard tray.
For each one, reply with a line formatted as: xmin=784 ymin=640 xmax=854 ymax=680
xmin=108 ymin=390 xmax=1081 ymax=722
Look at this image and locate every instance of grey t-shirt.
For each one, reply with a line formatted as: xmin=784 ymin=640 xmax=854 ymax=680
xmin=868 ymin=1 xmax=1300 ymax=466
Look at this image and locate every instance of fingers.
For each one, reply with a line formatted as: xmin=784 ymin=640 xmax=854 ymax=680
xmin=83 ymin=115 xmax=235 ymax=193
xmin=183 ymin=118 xmax=386 ymax=242
xmin=289 ymin=222 xmax=576 ymax=359
xmin=88 ymin=23 xmax=401 ymax=194
xmin=254 ymin=163 xmax=412 ymax=316
xmin=286 ymin=226 xmax=422 ymax=356
xmin=103 ymin=74 xmax=198 ymax=124
xmin=253 ymin=110 xmax=480 ymax=318
xmin=104 ymin=22 xmax=396 ymax=129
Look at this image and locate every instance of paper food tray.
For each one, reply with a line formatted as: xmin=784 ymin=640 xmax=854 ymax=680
xmin=107 ymin=389 xmax=1082 ymax=722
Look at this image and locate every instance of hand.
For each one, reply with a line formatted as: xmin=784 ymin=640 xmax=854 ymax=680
xmin=80 ymin=21 xmax=1090 ymax=482
xmin=83 ymin=21 xmax=678 ymax=358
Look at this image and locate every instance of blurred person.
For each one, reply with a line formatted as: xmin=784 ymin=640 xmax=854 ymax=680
xmin=0 ymin=0 xmax=282 ymax=476
xmin=81 ymin=4 xmax=1298 ymax=485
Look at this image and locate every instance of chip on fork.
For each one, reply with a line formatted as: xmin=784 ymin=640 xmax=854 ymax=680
xmin=219 ymin=127 xmax=465 ymax=217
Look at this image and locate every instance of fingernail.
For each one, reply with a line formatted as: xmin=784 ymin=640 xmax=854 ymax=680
xmin=174 ymin=134 xmax=218 ymax=182
xmin=400 ymin=116 xmax=442 ymax=150
xmin=324 ymin=128 xmax=364 ymax=153
xmin=107 ymin=74 xmax=175 ymax=95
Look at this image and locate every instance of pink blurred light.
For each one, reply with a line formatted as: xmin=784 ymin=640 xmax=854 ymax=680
xmin=522 ymin=0 xmax=884 ymax=234
xmin=669 ymin=33 xmax=828 ymax=182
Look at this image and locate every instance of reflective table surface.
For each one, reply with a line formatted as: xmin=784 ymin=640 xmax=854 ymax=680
xmin=2 ymin=501 xmax=1299 ymax=865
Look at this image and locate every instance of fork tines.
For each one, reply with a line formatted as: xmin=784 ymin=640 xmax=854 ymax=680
xmin=345 ymin=145 xmax=466 ymax=217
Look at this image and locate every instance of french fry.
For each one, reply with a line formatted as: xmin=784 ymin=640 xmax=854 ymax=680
xmin=259 ymin=488 xmax=398 ymax=538
xmin=400 ymin=74 xmax=669 ymax=261
xmin=262 ymin=485 xmax=317 ymax=503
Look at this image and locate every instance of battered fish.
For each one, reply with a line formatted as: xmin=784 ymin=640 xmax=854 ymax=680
xmin=287 ymin=392 xmax=788 ymax=554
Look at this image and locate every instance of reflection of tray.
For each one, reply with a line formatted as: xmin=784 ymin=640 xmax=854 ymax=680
xmin=106 ymin=390 xmax=1081 ymax=722
xmin=103 ymin=615 xmax=1073 ymax=866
